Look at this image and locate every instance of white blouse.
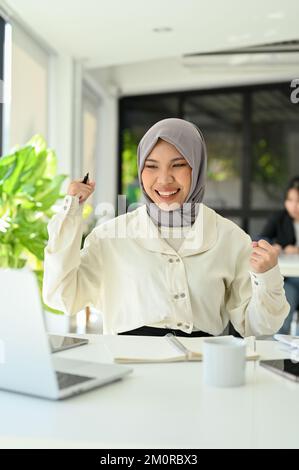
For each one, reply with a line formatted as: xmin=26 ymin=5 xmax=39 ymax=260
xmin=158 ymin=225 xmax=191 ymax=252
xmin=42 ymin=195 xmax=289 ymax=336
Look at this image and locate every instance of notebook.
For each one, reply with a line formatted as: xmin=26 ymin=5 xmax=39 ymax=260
xmin=103 ymin=335 xmax=259 ymax=364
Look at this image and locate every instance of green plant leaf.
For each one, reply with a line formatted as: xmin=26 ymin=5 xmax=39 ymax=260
xmin=27 ymin=134 xmax=47 ymax=152
xmin=0 ymin=134 xmax=68 ymax=313
xmin=33 ymin=174 xmax=67 ymax=210
xmin=2 ymin=147 xmax=33 ymax=194
xmin=17 ymin=148 xmax=48 ymax=186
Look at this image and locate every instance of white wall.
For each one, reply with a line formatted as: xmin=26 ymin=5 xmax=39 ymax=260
xmin=9 ymin=24 xmax=48 ymax=149
xmin=48 ymin=54 xmax=75 ymax=185
xmin=2 ymin=17 xmax=80 ymax=195
xmin=83 ymin=73 xmax=119 ymax=207
xmin=96 ymin=91 xmax=118 ymax=207
xmin=3 ymin=15 xmax=119 ymax=209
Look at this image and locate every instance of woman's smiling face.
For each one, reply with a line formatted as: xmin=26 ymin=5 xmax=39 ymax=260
xmin=141 ymin=139 xmax=192 ymax=211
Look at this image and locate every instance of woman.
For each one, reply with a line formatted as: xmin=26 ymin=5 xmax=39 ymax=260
xmin=43 ymin=118 xmax=289 ymax=337
xmin=259 ymin=176 xmax=299 ymax=335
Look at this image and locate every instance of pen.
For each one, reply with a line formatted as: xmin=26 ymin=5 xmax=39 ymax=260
xmin=165 ymin=333 xmax=191 ymax=358
xmin=82 ymin=172 xmax=89 ymax=184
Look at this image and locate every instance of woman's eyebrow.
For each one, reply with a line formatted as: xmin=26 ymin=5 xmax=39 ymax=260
xmin=145 ymin=157 xmax=186 ymax=163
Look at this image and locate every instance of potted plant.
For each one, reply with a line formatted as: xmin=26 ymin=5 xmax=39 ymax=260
xmin=0 ymin=134 xmax=93 ymax=315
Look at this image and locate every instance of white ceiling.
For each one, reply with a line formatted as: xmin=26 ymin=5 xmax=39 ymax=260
xmin=1 ymin=0 xmax=299 ymax=69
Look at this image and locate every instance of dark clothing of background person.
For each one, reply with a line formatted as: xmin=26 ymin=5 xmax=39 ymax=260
xmin=259 ymin=210 xmax=299 ymax=335
xmin=259 ymin=210 xmax=297 ymax=247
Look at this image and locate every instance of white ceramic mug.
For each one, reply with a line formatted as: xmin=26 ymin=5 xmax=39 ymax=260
xmin=203 ymin=336 xmax=246 ymax=387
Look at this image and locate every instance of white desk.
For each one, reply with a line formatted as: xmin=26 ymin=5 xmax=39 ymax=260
xmin=278 ymin=254 xmax=299 ymax=277
xmin=0 ymin=335 xmax=298 ymax=449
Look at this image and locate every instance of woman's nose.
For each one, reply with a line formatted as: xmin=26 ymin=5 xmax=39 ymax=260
xmin=157 ymin=170 xmax=174 ymax=184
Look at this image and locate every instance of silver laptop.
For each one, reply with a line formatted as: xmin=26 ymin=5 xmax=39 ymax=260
xmin=0 ymin=268 xmax=132 ymax=400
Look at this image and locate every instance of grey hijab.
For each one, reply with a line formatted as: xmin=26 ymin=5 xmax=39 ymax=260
xmin=137 ymin=118 xmax=207 ymax=227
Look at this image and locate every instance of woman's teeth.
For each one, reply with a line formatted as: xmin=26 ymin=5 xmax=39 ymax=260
xmin=156 ymin=189 xmax=180 ymax=197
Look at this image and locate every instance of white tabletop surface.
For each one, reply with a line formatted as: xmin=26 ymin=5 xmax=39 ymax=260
xmin=0 ymin=334 xmax=299 ymax=449
xmin=278 ymin=254 xmax=299 ymax=277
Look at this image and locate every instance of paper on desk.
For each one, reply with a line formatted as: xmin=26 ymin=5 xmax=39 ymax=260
xmin=103 ymin=335 xmax=259 ymax=364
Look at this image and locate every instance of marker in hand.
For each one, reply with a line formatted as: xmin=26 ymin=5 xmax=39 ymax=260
xmin=82 ymin=172 xmax=89 ymax=184
xmin=67 ymin=172 xmax=95 ymax=204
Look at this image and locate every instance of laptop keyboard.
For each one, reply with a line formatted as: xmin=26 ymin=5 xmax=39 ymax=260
xmin=55 ymin=371 xmax=94 ymax=390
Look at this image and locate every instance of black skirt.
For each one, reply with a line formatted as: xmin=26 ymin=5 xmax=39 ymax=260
xmin=118 ymin=325 xmax=213 ymax=337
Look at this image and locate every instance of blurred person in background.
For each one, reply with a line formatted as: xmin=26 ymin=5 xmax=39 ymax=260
xmin=259 ymin=176 xmax=299 ymax=335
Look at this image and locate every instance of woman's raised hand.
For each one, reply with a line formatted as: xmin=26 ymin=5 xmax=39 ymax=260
xmin=67 ymin=178 xmax=96 ymax=204
xmin=250 ymin=239 xmax=278 ymax=273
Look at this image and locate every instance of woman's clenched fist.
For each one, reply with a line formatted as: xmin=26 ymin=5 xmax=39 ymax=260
xmin=67 ymin=178 xmax=96 ymax=204
xmin=250 ymin=239 xmax=278 ymax=273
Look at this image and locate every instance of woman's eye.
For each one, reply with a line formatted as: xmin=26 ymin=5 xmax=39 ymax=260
xmin=144 ymin=163 xmax=186 ymax=169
